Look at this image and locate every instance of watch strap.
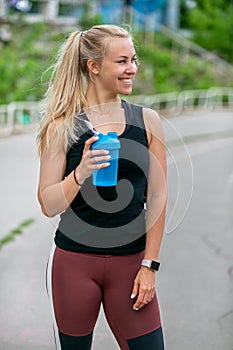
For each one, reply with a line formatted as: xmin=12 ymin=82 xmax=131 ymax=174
xmin=141 ymin=259 xmax=160 ymax=271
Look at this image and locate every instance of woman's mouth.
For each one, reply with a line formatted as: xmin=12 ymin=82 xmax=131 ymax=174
xmin=119 ymin=78 xmax=133 ymax=85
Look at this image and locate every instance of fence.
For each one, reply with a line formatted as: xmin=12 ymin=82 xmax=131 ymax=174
xmin=129 ymin=87 xmax=233 ymax=115
xmin=0 ymin=100 xmax=43 ymax=137
xmin=0 ymin=87 xmax=233 ymax=137
xmin=157 ymin=24 xmax=233 ymax=75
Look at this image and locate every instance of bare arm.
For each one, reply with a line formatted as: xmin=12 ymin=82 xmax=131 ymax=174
xmin=131 ymin=108 xmax=167 ymax=310
xmin=37 ymin=121 xmax=110 ymax=217
xmin=144 ymin=108 xmax=167 ymax=260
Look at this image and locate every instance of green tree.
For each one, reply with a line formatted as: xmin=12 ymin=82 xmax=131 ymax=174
xmin=187 ymin=0 xmax=233 ymax=62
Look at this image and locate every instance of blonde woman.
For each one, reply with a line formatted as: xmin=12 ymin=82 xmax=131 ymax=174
xmin=37 ymin=24 xmax=167 ymax=350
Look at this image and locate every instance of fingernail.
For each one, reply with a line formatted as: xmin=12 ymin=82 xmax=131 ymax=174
xmin=130 ymin=294 xmax=135 ymax=299
xmin=105 ymin=162 xmax=110 ymax=166
xmin=133 ymin=307 xmax=139 ymax=311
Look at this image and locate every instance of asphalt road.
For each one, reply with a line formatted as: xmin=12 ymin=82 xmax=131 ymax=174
xmin=0 ymin=109 xmax=232 ymax=349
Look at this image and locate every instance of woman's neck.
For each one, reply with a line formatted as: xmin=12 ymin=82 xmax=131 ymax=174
xmin=85 ymin=85 xmax=121 ymax=107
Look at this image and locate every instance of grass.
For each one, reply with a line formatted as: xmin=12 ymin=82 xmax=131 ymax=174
xmin=0 ymin=218 xmax=35 ymax=250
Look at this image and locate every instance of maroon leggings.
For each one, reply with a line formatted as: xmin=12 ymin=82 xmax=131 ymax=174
xmin=47 ymin=245 xmax=163 ymax=350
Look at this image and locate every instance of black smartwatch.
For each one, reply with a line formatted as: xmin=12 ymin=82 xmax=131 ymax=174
xmin=141 ymin=259 xmax=160 ymax=271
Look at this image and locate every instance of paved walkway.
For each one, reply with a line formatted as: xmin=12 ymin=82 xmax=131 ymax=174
xmin=0 ymin=108 xmax=232 ymax=349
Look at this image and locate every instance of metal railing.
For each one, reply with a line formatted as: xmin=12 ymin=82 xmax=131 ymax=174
xmin=0 ymin=87 xmax=233 ymax=137
xmin=0 ymin=100 xmax=43 ymax=137
xmin=129 ymin=87 xmax=233 ymax=116
xmin=157 ymin=24 xmax=233 ymax=75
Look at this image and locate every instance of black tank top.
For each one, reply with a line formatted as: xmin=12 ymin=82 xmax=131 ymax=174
xmin=54 ymin=100 xmax=150 ymax=255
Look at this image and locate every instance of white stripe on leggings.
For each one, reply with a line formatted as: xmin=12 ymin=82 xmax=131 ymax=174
xmin=46 ymin=243 xmax=62 ymax=350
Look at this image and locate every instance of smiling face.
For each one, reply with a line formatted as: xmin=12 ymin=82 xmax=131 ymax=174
xmin=88 ymin=37 xmax=138 ymax=98
xmin=101 ymin=37 xmax=138 ymax=95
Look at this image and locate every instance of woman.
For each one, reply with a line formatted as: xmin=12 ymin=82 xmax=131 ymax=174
xmin=37 ymin=24 xmax=167 ymax=350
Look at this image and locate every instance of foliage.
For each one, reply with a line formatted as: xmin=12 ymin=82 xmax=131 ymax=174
xmin=0 ymin=20 xmax=232 ymax=105
xmin=134 ymin=33 xmax=229 ymax=95
xmin=79 ymin=4 xmax=103 ymax=29
xmin=182 ymin=0 xmax=233 ymax=62
xmin=0 ymin=21 xmax=60 ymax=104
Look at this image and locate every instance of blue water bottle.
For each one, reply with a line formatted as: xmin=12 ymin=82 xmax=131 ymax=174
xmin=91 ymin=132 xmax=121 ymax=186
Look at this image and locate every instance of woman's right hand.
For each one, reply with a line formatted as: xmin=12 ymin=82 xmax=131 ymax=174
xmin=75 ymin=135 xmax=111 ymax=185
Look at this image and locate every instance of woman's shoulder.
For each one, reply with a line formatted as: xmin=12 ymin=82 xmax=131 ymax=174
xmin=126 ymin=100 xmax=161 ymax=124
xmin=142 ymin=106 xmax=161 ymax=123
xmin=141 ymin=106 xmax=163 ymax=138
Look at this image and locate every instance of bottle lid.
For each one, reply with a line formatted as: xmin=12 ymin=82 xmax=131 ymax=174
xmin=107 ymin=132 xmax=118 ymax=138
xmin=91 ymin=132 xmax=120 ymax=150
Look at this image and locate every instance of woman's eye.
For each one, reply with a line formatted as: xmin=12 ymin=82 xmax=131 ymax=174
xmin=116 ymin=57 xmax=139 ymax=66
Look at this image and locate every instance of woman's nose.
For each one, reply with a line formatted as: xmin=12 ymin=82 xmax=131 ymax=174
xmin=126 ymin=61 xmax=137 ymax=74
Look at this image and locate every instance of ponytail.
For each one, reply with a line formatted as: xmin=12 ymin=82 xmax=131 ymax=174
xmin=48 ymin=31 xmax=88 ymax=118
xmin=37 ymin=31 xmax=87 ymax=153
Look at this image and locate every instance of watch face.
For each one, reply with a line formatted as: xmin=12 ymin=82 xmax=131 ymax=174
xmin=151 ymin=260 xmax=160 ymax=271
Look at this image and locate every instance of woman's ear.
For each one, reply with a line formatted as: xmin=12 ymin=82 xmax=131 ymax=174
xmin=87 ymin=59 xmax=100 ymax=76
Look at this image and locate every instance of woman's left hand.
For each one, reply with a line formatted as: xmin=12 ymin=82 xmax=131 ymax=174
xmin=131 ymin=267 xmax=156 ymax=310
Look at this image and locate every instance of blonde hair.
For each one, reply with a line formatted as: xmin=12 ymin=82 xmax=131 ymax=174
xmin=37 ymin=24 xmax=131 ymax=154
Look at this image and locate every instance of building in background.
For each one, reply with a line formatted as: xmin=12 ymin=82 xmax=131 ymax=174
xmin=0 ymin=0 xmax=180 ymax=30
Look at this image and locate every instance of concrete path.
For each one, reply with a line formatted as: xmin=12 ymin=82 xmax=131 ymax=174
xmin=0 ymin=109 xmax=232 ymax=349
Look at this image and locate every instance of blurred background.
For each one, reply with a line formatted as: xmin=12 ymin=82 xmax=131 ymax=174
xmin=0 ymin=0 xmax=233 ymax=107
xmin=0 ymin=1 xmax=233 ymax=349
